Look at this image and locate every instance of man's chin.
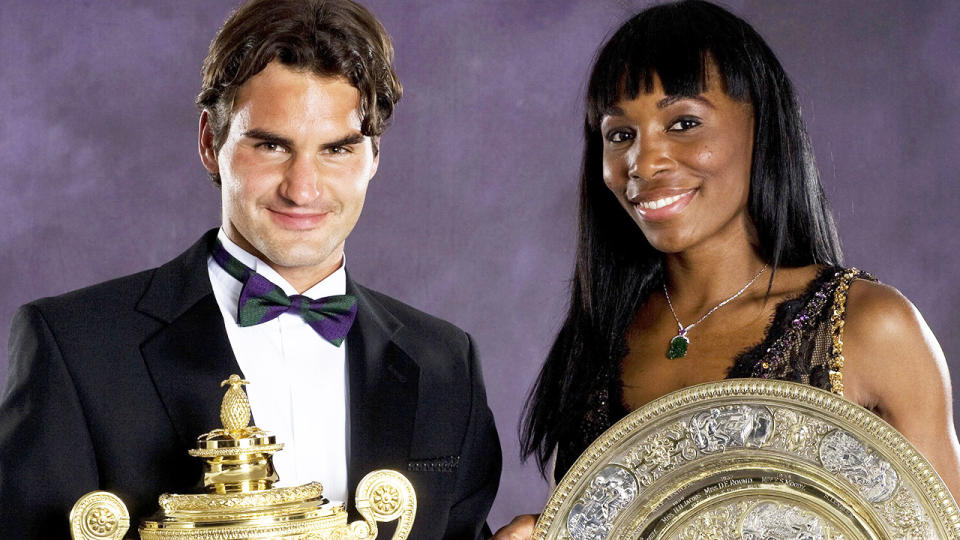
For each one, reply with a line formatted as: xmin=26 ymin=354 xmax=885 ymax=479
xmin=257 ymin=245 xmax=342 ymax=272
xmin=231 ymin=225 xmax=344 ymax=273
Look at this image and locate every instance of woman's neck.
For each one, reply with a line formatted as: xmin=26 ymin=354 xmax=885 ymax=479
xmin=662 ymin=233 xmax=767 ymax=313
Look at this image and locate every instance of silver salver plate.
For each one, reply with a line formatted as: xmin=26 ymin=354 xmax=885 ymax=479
xmin=534 ymin=379 xmax=960 ymax=540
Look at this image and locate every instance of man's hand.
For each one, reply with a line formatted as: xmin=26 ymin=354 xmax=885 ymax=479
xmin=491 ymin=514 xmax=538 ymax=539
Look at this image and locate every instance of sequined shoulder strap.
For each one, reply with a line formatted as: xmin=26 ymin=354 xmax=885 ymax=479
xmin=828 ymin=268 xmax=867 ymax=396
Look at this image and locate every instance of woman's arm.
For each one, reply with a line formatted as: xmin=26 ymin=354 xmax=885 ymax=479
xmin=843 ymin=280 xmax=960 ymax=499
xmin=492 ymin=514 xmax=537 ymax=539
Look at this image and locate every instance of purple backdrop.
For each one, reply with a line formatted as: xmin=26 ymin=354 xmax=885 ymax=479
xmin=2 ymin=0 xmax=958 ymax=529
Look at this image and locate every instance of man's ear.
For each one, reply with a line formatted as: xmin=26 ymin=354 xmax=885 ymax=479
xmin=370 ymin=135 xmax=381 ymax=178
xmin=198 ymin=109 xmax=219 ymax=174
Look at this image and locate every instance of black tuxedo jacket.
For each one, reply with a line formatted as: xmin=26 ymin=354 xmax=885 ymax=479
xmin=0 ymin=231 xmax=501 ymax=539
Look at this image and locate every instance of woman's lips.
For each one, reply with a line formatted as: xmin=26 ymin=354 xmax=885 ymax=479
xmin=631 ymin=189 xmax=697 ymax=221
xmin=268 ymin=208 xmax=329 ymax=229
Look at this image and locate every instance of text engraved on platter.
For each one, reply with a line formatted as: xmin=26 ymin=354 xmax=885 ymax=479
xmin=689 ymin=405 xmax=774 ymax=453
xmin=622 ymin=421 xmax=698 ymax=487
xmin=818 ymin=429 xmax=898 ymax=503
xmin=566 ymin=465 xmax=639 ymax=540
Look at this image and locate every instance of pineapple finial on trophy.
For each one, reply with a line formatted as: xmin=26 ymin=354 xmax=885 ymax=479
xmin=219 ymin=374 xmax=251 ymax=436
xmin=189 ymin=374 xmax=281 ymax=493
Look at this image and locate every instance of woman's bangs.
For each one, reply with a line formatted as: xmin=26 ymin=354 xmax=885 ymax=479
xmin=587 ymin=5 xmax=751 ymax=130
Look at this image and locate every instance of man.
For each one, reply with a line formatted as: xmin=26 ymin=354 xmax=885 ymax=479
xmin=0 ymin=1 xmax=500 ymax=538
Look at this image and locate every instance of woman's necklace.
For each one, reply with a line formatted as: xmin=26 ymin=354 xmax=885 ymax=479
xmin=663 ymin=264 xmax=768 ymax=359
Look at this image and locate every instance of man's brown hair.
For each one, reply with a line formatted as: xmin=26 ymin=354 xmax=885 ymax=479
xmin=197 ymin=0 xmax=403 ymax=185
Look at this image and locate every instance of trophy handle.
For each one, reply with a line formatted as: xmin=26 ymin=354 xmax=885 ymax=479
xmin=69 ymin=490 xmax=130 ymax=540
xmin=348 ymin=469 xmax=417 ymax=540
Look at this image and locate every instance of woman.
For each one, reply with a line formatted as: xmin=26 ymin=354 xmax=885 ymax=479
xmin=494 ymin=0 xmax=960 ymax=537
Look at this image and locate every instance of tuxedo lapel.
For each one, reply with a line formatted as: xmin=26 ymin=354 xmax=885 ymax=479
xmin=130 ymin=236 xmax=420 ymax=500
xmin=345 ymin=276 xmax=420 ymax=498
xmin=136 ymin=230 xmax=243 ymax=449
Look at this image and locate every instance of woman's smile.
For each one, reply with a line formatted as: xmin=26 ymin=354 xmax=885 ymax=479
xmin=630 ymin=188 xmax=698 ymax=221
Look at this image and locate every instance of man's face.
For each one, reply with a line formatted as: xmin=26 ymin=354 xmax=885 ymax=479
xmin=200 ymin=61 xmax=378 ymax=288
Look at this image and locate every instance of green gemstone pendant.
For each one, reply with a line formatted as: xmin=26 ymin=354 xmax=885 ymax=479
xmin=667 ymin=333 xmax=690 ymax=359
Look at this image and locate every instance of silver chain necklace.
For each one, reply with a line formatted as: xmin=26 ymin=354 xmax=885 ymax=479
xmin=663 ymin=264 xmax=768 ymax=359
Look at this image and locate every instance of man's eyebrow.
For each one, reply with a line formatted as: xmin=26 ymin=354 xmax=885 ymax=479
xmin=243 ymin=128 xmax=294 ymax=147
xmin=657 ymin=95 xmax=714 ymax=109
xmin=241 ymin=130 xmax=366 ymax=150
xmin=321 ymin=133 xmax=365 ymax=150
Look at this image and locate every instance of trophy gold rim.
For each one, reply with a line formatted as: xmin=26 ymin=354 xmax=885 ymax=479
xmin=157 ymin=482 xmax=326 ymax=513
xmin=534 ymin=378 xmax=960 ymax=539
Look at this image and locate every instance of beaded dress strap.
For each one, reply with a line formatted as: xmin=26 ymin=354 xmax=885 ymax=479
xmin=828 ymin=268 xmax=861 ymax=396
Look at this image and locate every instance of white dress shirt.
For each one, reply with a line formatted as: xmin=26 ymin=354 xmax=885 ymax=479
xmin=207 ymin=229 xmax=349 ymax=501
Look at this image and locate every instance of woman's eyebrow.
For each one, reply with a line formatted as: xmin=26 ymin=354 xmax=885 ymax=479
xmin=604 ymin=105 xmax=626 ymax=117
xmin=657 ymin=95 xmax=715 ymax=109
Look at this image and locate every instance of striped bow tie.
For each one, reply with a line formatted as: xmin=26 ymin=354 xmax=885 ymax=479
xmin=211 ymin=240 xmax=357 ymax=347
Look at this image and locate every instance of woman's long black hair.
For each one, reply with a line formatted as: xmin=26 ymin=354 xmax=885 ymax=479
xmin=520 ymin=0 xmax=843 ymax=474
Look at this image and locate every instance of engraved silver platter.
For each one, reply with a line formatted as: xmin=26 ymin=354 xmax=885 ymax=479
xmin=534 ymin=379 xmax=960 ymax=540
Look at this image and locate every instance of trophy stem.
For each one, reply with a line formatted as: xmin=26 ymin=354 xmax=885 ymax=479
xmin=200 ymin=451 xmax=279 ymax=493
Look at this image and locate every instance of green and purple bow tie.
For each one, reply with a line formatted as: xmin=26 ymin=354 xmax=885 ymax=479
xmin=212 ymin=241 xmax=357 ymax=347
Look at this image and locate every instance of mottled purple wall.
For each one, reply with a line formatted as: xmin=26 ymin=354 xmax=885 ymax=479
xmin=2 ymin=0 xmax=958 ymax=529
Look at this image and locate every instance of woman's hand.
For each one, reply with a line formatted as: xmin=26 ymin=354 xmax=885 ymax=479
xmin=491 ymin=514 xmax=538 ymax=539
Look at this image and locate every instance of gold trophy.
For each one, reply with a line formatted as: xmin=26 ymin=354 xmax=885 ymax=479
xmin=69 ymin=375 xmax=416 ymax=540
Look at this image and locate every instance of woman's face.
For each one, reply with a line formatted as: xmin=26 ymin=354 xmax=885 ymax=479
xmin=600 ymin=68 xmax=755 ymax=255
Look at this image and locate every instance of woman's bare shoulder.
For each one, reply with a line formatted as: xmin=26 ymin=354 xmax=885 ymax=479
xmin=842 ymin=278 xmax=950 ymax=414
xmin=842 ymin=277 xmax=960 ymax=499
xmin=844 ymin=279 xmax=934 ymax=357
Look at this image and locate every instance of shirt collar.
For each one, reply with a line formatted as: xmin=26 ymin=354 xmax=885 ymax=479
xmin=216 ymin=228 xmax=347 ymax=298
